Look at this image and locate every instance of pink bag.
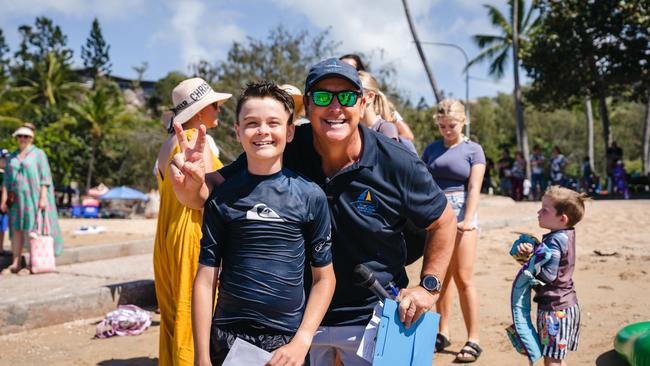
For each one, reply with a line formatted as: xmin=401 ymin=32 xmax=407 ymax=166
xmin=29 ymin=211 xmax=56 ymax=274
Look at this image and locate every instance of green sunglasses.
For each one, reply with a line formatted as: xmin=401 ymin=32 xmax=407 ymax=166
xmin=309 ymin=90 xmax=361 ymax=107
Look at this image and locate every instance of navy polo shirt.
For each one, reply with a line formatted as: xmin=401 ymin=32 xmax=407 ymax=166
xmin=220 ymin=124 xmax=447 ymax=326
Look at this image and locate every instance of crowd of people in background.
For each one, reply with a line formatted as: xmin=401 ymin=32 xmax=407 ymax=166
xmin=490 ymin=141 xmax=633 ymax=201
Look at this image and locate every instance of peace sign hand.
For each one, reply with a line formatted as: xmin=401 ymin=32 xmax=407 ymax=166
xmin=170 ymin=122 xmax=207 ymax=197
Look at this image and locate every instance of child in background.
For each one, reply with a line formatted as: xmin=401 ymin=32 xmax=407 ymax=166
xmin=516 ymin=186 xmax=588 ymax=365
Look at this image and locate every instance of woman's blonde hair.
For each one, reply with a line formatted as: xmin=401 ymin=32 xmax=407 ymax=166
xmin=436 ymin=99 xmax=466 ymax=124
xmin=358 ymin=71 xmax=394 ymax=122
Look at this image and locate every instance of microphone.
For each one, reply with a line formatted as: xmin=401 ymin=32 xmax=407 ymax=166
xmin=354 ymin=264 xmax=392 ymax=301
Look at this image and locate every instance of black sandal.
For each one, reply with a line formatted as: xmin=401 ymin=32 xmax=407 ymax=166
xmin=455 ymin=341 xmax=482 ymax=363
xmin=435 ymin=333 xmax=451 ymax=352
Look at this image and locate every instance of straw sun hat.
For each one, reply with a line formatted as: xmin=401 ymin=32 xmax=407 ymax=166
xmin=167 ymin=78 xmax=232 ymax=129
xmin=279 ymin=84 xmax=304 ymax=113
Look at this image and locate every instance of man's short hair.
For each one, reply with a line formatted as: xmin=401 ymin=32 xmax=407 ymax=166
xmin=235 ymin=81 xmax=295 ymax=125
xmin=544 ymin=186 xmax=589 ymax=227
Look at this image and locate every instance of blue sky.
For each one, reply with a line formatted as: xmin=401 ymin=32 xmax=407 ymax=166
xmin=0 ymin=0 xmax=523 ymax=105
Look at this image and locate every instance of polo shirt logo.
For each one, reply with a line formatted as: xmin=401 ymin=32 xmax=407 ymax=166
xmin=246 ymin=203 xmax=284 ymax=222
xmin=351 ymin=189 xmax=378 ymax=215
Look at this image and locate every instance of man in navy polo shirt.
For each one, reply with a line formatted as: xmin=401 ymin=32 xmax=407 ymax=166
xmin=171 ymin=58 xmax=456 ymax=365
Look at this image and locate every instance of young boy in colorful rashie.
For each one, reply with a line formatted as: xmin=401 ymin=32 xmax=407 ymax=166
xmin=516 ymin=186 xmax=588 ymax=365
xmin=188 ymin=81 xmax=336 ymax=366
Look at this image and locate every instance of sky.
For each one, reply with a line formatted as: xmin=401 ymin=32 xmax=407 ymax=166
xmin=0 ymin=0 xmax=523 ymax=106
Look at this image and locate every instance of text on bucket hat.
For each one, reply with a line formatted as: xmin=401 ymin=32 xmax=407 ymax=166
xmin=304 ymin=58 xmax=363 ymax=94
xmin=169 ymin=78 xmax=232 ymax=129
xmin=13 ymin=126 xmax=34 ymax=138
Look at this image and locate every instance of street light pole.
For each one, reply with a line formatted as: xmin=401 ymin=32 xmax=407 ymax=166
xmin=420 ymin=41 xmax=471 ymax=138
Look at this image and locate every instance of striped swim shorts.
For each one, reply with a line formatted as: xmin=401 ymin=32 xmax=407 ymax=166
xmin=536 ymin=303 xmax=580 ymax=359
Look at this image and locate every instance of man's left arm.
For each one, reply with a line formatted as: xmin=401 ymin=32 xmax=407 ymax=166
xmin=397 ymin=203 xmax=456 ymax=328
xmin=396 ymin=159 xmax=457 ymax=328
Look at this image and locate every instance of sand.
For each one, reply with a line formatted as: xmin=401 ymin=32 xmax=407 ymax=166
xmin=0 ymin=198 xmax=648 ymax=365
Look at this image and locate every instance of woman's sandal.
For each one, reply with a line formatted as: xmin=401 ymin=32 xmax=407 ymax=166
xmin=435 ymin=333 xmax=451 ymax=352
xmin=455 ymin=341 xmax=482 ymax=363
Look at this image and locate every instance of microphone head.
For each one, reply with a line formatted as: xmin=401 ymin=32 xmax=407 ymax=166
xmin=353 ymin=264 xmax=375 ymax=287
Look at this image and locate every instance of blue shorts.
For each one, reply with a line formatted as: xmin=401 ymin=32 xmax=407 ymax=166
xmin=445 ymin=191 xmax=478 ymax=229
xmin=0 ymin=213 xmax=8 ymax=233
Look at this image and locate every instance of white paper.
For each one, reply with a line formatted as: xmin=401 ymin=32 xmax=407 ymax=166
xmin=223 ymin=337 xmax=273 ymax=366
xmin=356 ymin=301 xmax=383 ymax=363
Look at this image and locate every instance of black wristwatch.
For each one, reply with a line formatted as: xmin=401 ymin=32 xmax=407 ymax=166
xmin=420 ymin=274 xmax=442 ymax=294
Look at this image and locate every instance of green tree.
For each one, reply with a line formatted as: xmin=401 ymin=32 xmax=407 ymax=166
xmin=522 ymin=0 xmax=649 ymax=173
xmin=12 ymin=17 xmax=73 ymax=83
xmin=69 ymin=78 xmax=126 ymax=189
xmin=468 ymin=0 xmax=540 ymax=178
xmin=0 ymin=28 xmax=10 ymax=84
xmin=81 ymin=18 xmax=112 ymax=77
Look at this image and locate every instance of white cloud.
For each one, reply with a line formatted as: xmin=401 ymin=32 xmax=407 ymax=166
xmin=272 ymin=0 xmax=444 ymax=102
xmin=151 ymin=0 xmax=246 ymax=71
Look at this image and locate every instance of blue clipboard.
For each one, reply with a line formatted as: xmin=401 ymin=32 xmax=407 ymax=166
xmin=373 ymin=299 xmax=440 ymax=366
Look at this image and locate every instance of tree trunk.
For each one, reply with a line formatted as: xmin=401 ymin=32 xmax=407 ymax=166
xmin=86 ymin=145 xmax=95 ymax=190
xmin=597 ymin=91 xmax=611 ymax=171
xmin=401 ymin=0 xmax=443 ymax=104
xmin=642 ymin=90 xmax=650 ymax=175
xmin=512 ymin=0 xmax=531 ymax=181
xmin=584 ymin=96 xmax=595 ymax=172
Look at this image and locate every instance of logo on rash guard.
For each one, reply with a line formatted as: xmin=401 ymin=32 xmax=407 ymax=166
xmin=246 ymin=203 xmax=284 ymax=222
xmin=351 ymin=189 xmax=378 ymax=215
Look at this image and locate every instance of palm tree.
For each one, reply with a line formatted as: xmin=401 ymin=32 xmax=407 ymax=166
xmin=468 ymin=0 xmax=539 ymax=180
xmin=13 ymin=52 xmax=82 ymax=121
xmin=69 ymin=78 xmax=125 ymax=189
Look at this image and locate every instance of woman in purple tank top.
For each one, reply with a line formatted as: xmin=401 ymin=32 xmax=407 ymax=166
xmin=421 ymin=99 xmax=486 ymax=363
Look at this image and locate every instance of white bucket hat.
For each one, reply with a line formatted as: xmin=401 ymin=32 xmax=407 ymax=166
xmin=13 ymin=126 xmax=34 ymax=137
xmin=168 ymin=78 xmax=232 ymax=129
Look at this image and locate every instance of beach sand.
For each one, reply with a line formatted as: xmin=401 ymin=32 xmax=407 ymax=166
xmin=0 ymin=198 xmax=648 ymax=365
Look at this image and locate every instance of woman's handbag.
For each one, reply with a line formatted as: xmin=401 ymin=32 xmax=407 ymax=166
xmin=29 ymin=210 xmax=56 ymax=274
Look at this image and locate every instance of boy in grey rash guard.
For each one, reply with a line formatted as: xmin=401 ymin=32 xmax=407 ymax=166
xmin=517 ymin=186 xmax=588 ymax=364
xmin=190 ymin=82 xmax=335 ymax=366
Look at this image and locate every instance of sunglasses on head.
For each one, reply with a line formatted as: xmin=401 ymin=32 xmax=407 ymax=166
xmin=308 ymin=90 xmax=361 ymax=107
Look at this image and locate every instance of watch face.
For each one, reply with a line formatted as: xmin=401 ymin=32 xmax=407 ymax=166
xmin=422 ymin=275 xmax=440 ymax=291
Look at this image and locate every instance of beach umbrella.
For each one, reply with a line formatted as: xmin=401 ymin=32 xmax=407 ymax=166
xmin=99 ymin=186 xmax=149 ymax=201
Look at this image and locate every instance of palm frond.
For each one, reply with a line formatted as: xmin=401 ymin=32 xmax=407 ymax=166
xmin=488 ymin=46 xmax=510 ymax=79
xmin=484 ymin=4 xmax=510 ymax=32
xmin=467 ymin=43 xmax=509 ymax=69
xmin=473 ymin=34 xmax=507 ymax=49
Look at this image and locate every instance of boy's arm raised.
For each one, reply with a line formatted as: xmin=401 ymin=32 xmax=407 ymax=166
xmin=169 ymin=122 xmax=211 ymax=209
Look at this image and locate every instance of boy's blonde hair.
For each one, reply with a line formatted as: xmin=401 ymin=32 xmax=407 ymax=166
xmin=544 ymin=186 xmax=589 ymax=227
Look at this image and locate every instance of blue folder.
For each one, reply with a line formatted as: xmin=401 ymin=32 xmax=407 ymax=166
xmin=373 ymin=299 xmax=440 ymax=366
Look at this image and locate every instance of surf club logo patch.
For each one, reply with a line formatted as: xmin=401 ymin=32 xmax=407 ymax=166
xmin=351 ymin=189 xmax=378 ymax=215
xmin=246 ymin=203 xmax=284 ymax=222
